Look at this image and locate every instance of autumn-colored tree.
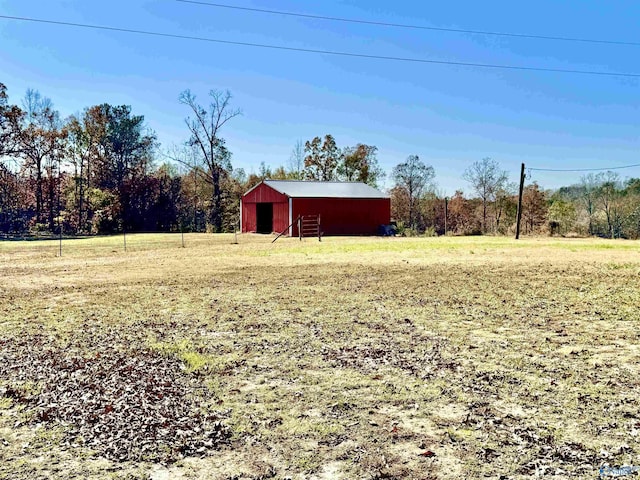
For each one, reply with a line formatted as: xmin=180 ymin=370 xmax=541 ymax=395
xmin=521 ymin=182 xmax=547 ymax=234
xmin=221 ymin=169 xmax=247 ymax=232
xmin=391 ymin=155 xmax=435 ymax=230
xmin=304 ymin=135 xmax=341 ymax=181
xmin=463 ymin=158 xmax=508 ymax=233
xmin=493 ymin=184 xmax=517 ymax=234
xmin=180 ymin=165 xmax=209 ymax=232
xmin=338 ymin=144 xmax=384 ymax=187
xmin=0 ymin=163 xmax=31 ymax=233
xmin=420 ymin=192 xmax=445 ymax=234
xmin=17 ymin=89 xmax=67 ymax=230
xmin=390 ymin=185 xmax=409 ymax=227
xmin=0 ymin=83 xmax=23 ymax=158
xmin=447 ymin=190 xmax=481 ymax=235
xmin=0 ymin=83 xmax=29 ymax=233
xmin=66 ymin=105 xmax=109 ymax=232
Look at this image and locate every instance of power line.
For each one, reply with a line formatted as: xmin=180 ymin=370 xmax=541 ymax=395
xmin=2 ymin=14 xmax=640 ymax=79
xmin=176 ymin=0 xmax=640 ymax=48
xmin=529 ymin=163 xmax=640 ymax=172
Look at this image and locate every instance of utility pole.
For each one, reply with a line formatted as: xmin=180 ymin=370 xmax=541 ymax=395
xmin=515 ymin=163 xmax=525 ymax=240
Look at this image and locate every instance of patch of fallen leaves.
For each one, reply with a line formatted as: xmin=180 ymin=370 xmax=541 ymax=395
xmin=0 ymin=333 xmax=229 ymax=463
xmin=322 ymin=335 xmax=457 ymax=378
xmin=460 ymin=400 xmax=601 ymax=476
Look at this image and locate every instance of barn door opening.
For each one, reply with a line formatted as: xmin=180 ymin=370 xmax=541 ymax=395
xmin=256 ymin=203 xmax=273 ymax=233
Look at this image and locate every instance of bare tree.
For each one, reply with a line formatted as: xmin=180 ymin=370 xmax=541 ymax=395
xmin=597 ymin=171 xmax=623 ymax=239
xmin=179 ymin=89 xmax=241 ymax=232
xmin=288 ymin=140 xmax=305 ymax=180
xmin=493 ymin=182 xmax=517 ymax=234
xmin=463 ymin=157 xmax=508 ymax=233
xmin=579 ymin=173 xmax=599 ymax=235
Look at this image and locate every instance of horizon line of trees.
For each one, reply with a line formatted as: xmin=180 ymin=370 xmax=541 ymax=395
xmin=2 ymin=82 xmax=640 ymax=239
xmin=391 ymin=157 xmax=640 ymax=239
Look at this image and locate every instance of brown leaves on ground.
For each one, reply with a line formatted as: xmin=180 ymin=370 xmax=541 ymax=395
xmin=322 ymin=334 xmax=457 ymax=379
xmin=0 ymin=332 xmax=229 ymax=463
xmin=460 ymin=400 xmax=601 ymax=476
xmin=2 ymin=236 xmax=640 ymax=478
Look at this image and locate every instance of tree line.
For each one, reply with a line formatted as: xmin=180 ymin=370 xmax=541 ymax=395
xmin=1 ymin=82 xmax=639 ymax=238
xmin=394 ymin=158 xmax=640 ymax=239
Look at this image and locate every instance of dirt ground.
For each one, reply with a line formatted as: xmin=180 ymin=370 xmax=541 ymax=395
xmin=1 ymin=234 xmax=639 ymax=479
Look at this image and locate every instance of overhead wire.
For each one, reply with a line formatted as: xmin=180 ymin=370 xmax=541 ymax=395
xmin=529 ymin=163 xmax=640 ymax=172
xmin=176 ymin=0 xmax=640 ymax=48
xmin=1 ymin=15 xmax=640 ymax=78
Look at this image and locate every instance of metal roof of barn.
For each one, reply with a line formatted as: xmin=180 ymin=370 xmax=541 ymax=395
xmin=262 ymin=180 xmax=388 ymax=199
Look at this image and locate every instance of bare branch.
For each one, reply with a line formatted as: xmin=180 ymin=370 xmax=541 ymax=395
xmin=178 ymin=88 xmax=241 ymax=231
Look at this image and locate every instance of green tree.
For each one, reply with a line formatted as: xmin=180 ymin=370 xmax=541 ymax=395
xmin=548 ymin=199 xmax=577 ymax=236
xmin=91 ymin=104 xmax=157 ymax=232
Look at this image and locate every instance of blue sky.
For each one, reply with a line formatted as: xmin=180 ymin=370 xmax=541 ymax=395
xmin=1 ymin=0 xmax=638 ymax=194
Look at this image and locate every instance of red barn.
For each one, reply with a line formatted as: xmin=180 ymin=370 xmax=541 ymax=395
xmin=241 ymin=180 xmax=390 ymax=236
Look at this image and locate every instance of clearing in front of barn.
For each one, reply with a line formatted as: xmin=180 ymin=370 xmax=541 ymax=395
xmin=1 ymin=234 xmax=639 ymax=479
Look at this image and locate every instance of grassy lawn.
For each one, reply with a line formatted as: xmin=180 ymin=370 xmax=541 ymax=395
xmin=1 ymin=234 xmax=639 ymax=479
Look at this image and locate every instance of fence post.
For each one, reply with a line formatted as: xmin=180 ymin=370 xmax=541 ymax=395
xmin=298 ymin=216 xmax=302 ymax=241
xmin=318 ymin=215 xmax=321 ymax=242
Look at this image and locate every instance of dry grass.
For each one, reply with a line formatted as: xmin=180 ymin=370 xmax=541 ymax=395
xmin=1 ymin=234 xmax=640 ymax=479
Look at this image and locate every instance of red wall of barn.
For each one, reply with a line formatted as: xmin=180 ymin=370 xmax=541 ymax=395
xmin=242 ymin=183 xmax=289 ymax=233
xmin=292 ymin=198 xmax=390 ymax=236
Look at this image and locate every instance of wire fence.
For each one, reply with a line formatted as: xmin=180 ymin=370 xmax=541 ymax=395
xmin=0 ymin=231 xmax=266 ymax=258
